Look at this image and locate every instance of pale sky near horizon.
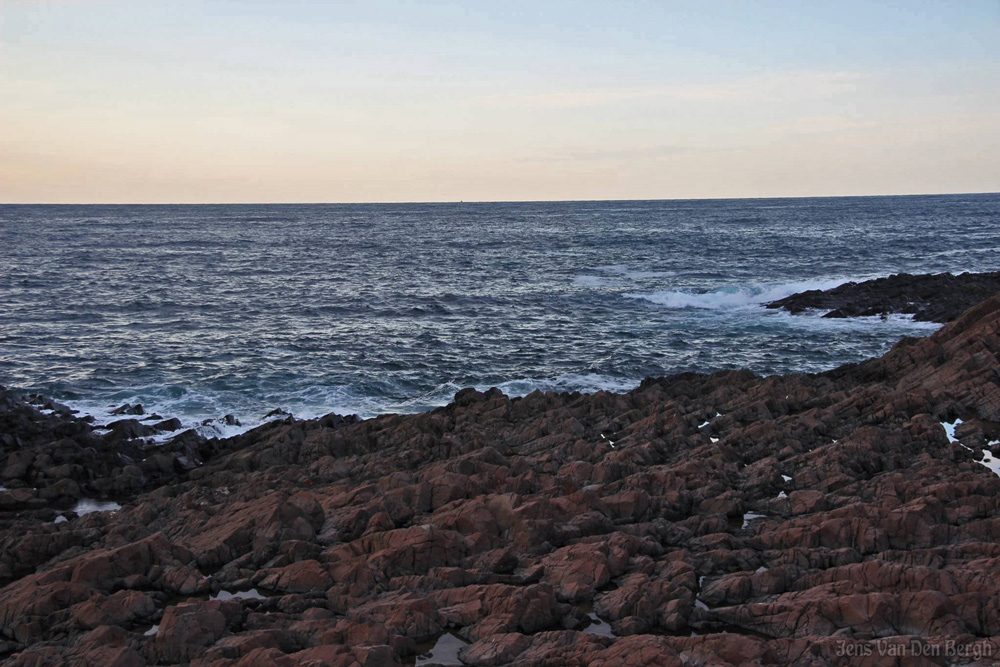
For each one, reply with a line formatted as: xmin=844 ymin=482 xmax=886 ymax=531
xmin=1 ymin=0 xmax=999 ymax=203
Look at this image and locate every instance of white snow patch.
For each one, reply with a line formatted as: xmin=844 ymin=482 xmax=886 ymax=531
xmin=211 ymin=588 xmax=266 ymax=601
xmin=742 ymin=512 xmax=766 ymax=529
xmin=583 ymin=613 xmax=616 ymax=638
xmin=979 ymin=449 xmax=1000 ymax=478
xmin=73 ymin=499 xmax=121 ymax=515
xmin=942 ymin=419 xmax=963 ymax=444
xmin=416 ymin=632 xmax=470 ymax=666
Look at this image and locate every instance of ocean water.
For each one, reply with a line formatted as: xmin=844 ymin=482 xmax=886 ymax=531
xmin=2 ymin=194 xmax=998 ymax=432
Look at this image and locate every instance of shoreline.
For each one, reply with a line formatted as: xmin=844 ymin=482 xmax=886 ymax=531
xmin=767 ymin=270 xmax=1000 ymax=323
xmin=2 ymin=292 xmax=1000 ymax=664
xmin=8 ymin=297 xmax=950 ymax=439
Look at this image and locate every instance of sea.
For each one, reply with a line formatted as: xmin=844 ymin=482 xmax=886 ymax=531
xmin=2 ymin=194 xmax=998 ymax=436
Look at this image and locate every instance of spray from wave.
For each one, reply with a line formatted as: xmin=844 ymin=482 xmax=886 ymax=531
xmin=624 ymin=279 xmax=852 ymax=311
xmin=57 ymin=373 xmax=640 ymax=440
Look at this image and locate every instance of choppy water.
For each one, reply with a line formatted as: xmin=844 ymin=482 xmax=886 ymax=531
xmin=2 ymin=194 xmax=998 ymax=431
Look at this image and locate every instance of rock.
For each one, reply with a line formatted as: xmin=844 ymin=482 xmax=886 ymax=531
xmin=5 ymin=294 xmax=1000 ymax=665
xmin=153 ymin=600 xmax=237 ymax=663
xmin=766 ymin=270 xmax=1000 ymax=322
xmin=111 ymin=404 xmax=144 ymax=416
xmin=153 ymin=418 xmax=182 ymax=432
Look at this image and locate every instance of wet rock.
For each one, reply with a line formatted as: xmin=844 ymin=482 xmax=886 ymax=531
xmin=153 ymin=418 xmax=183 ymax=432
xmin=767 ymin=270 xmax=1000 ymax=322
xmin=111 ymin=404 xmax=145 ymax=416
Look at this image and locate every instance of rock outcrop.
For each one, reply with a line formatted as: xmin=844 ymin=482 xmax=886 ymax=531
xmin=4 ymin=294 xmax=1000 ymax=665
xmin=767 ymin=271 xmax=1000 ymax=322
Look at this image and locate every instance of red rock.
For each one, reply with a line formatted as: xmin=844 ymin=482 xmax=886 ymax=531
xmin=154 ymin=600 xmax=238 ymax=663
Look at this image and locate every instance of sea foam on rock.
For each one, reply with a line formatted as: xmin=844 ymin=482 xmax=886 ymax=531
xmin=767 ymin=270 xmax=1000 ymax=322
xmin=3 ymin=294 xmax=1000 ymax=664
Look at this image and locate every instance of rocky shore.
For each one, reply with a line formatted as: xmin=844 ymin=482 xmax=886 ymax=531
xmin=766 ymin=271 xmax=1000 ymax=323
xmin=4 ymin=294 xmax=1000 ymax=666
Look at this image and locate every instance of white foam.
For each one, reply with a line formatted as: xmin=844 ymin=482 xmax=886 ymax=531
xmin=489 ymin=373 xmax=639 ymax=398
xmin=54 ymin=515 xmax=67 ymax=524
xmin=573 ymin=275 xmax=621 ymax=288
xmin=625 ymin=278 xmax=849 ymax=311
xmin=781 ymin=475 xmax=792 ymax=482
xmin=742 ymin=512 xmax=766 ymax=529
xmin=73 ymin=499 xmax=121 ymax=515
xmin=144 ymin=624 xmax=159 ymax=636
xmin=776 ymin=491 xmax=787 ymax=499
xmin=56 ymin=374 xmax=630 ymax=439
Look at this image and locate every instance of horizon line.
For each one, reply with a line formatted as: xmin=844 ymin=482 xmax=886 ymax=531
xmin=1 ymin=190 xmax=997 ymax=207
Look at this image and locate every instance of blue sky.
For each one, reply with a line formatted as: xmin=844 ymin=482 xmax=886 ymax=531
xmin=2 ymin=0 xmax=998 ymax=202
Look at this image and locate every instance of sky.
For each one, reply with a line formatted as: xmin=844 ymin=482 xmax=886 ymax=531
xmin=1 ymin=0 xmax=998 ymax=203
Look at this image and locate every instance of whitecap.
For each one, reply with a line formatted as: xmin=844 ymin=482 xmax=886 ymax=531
xmin=624 ymin=278 xmax=850 ymax=311
xmin=573 ymin=275 xmax=622 ymax=288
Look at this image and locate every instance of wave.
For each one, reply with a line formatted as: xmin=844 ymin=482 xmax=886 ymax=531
xmin=55 ymin=373 xmax=641 ymax=440
xmin=573 ymin=275 xmax=621 ymax=288
xmin=574 ymin=265 xmax=676 ymax=288
xmin=624 ymin=278 xmax=852 ymax=311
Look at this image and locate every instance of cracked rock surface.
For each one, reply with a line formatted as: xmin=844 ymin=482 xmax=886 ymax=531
xmin=4 ymin=295 xmax=1000 ymax=665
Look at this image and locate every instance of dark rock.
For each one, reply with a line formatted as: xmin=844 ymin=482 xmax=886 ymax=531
xmin=767 ymin=271 xmax=1000 ymax=323
xmin=153 ymin=418 xmax=182 ymax=432
xmin=110 ymin=403 xmax=144 ymax=416
xmin=105 ymin=418 xmax=156 ymax=440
